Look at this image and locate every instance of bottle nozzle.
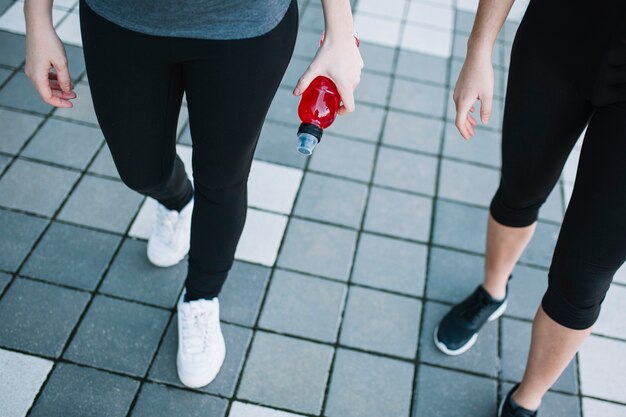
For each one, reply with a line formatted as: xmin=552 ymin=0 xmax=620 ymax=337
xmin=297 ymin=132 xmax=318 ymax=156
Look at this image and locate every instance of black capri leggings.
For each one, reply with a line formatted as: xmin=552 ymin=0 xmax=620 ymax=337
xmin=490 ymin=0 xmax=626 ymax=329
xmin=80 ymin=0 xmax=298 ymax=299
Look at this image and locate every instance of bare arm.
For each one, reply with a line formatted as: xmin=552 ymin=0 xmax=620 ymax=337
xmin=24 ymin=0 xmax=76 ymax=107
xmin=454 ymin=0 xmax=514 ymax=139
xmin=294 ymin=0 xmax=363 ymax=115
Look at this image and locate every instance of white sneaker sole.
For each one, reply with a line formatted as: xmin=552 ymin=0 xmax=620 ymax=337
xmin=434 ymin=300 xmax=508 ymax=356
xmin=176 ymin=328 xmax=226 ymax=389
xmin=147 ymin=242 xmax=190 ymax=268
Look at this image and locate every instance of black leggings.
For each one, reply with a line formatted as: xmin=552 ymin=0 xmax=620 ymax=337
xmin=490 ymin=0 xmax=626 ymax=329
xmin=80 ymin=0 xmax=298 ymax=299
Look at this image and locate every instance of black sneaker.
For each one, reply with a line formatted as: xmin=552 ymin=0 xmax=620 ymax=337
xmin=434 ymin=284 xmax=508 ymax=355
xmin=499 ymin=384 xmax=538 ymax=416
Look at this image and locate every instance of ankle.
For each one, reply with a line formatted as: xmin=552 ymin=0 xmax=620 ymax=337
xmin=512 ymin=385 xmax=541 ymax=411
xmin=482 ymin=283 xmax=506 ymax=301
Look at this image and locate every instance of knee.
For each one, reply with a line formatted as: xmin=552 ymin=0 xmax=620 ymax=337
xmin=118 ymin=168 xmax=170 ymax=195
xmin=489 ymin=181 xmax=548 ymax=227
xmin=541 ymin=264 xmax=614 ymax=330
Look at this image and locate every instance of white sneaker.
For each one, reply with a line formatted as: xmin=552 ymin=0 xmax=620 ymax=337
xmin=147 ymin=198 xmax=193 ymax=267
xmin=176 ymin=291 xmax=226 ymax=388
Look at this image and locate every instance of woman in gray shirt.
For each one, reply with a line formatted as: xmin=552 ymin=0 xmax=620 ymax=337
xmin=24 ymin=0 xmax=362 ymax=389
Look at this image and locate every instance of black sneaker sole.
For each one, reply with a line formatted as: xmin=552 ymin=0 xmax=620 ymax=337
xmin=433 ymin=299 xmax=508 ymax=356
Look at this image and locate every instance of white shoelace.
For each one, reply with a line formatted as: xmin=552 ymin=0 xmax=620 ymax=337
xmin=180 ymin=301 xmax=216 ymax=355
xmin=155 ymin=205 xmax=179 ymax=244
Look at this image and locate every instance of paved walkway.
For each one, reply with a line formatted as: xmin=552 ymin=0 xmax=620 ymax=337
xmin=1 ymin=0 xmax=626 ymax=416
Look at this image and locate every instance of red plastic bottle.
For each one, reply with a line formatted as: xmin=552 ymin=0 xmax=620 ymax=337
xmin=296 ymin=76 xmax=341 ymax=155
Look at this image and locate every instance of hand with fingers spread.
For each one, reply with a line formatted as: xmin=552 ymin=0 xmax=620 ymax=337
xmin=24 ymin=1 xmax=76 ymax=108
xmin=453 ymin=49 xmax=494 ymax=140
xmin=293 ymin=0 xmax=363 ymax=116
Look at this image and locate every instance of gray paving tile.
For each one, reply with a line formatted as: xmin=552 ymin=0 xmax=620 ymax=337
xmin=299 ymin=2 xmax=323 ymax=31
xmin=54 ymin=83 xmax=98 ymax=124
xmin=364 ymin=187 xmax=432 ymax=241
xmin=293 ymin=172 xmax=368 ymax=228
xmin=22 ymin=118 xmax=102 ymax=169
xmin=131 ymin=383 xmax=228 ymax=417
xmin=219 ymin=261 xmax=271 ymax=327
xmin=100 ymin=238 xmax=186 ymax=308
xmin=355 ymin=71 xmax=391 ymax=106
xmin=455 ymin=10 xmax=476 ymax=34
xmin=359 ymin=41 xmax=396 ymax=74
xmin=293 ymin=29 xmax=320 ymax=60
xmin=0 ymin=153 xmax=10 ymax=173
xmin=0 ymin=72 xmax=53 ymax=114
xmin=260 ymin=270 xmax=346 ymax=343
xmin=593 ymin=284 xmax=626 ymax=340
xmin=426 ymin=247 xmax=484 ymax=302
xmin=390 ymin=79 xmax=446 ymax=118
xmin=0 ymin=0 xmax=11 ymax=14
xmin=0 ymin=277 xmax=89 ymax=357
xmin=438 ymin=159 xmax=499 ymax=206
xmin=352 ymin=233 xmax=427 ymax=296
xmin=325 ymin=348 xmax=414 ymax=417
xmin=520 ymin=221 xmax=559 ymax=268
xmin=0 ymin=272 xmax=10 ymax=296
xmin=0 ymin=66 xmax=12 ymax=85
xmin=500 ymin=382 xmax=581 ymax=417
xmin=413 ymin=364 xmax=497 ymax=417
xmin=340 ymin=286 xmax=421 ymax=358
xmin=149 ymin=320 xmax=252 ymax=398
xmin=539 ymin=186 xmax=564 ymax=223
xmin=506 ymin=265 xmax=547 ymax=321
xmin=382 ymin=111 xmax=443 ymax=154
xmin=580 ymin=335 xmax=626 ymax=403
xmin=0 ymin=108 xmax=44 ymax=154
xmin=442 ymin=122 xmax=501 ymax=168
xmin=501 ymin=317 xmax=578 ymax=394
xmin=22 ymin=221 xmax=120 ymax=290
xmin=0 ymin=348 xmax=53 ymax=417
xmin=58 ymin=175 xmax=143 ymax=233
xmin=179 ymin=123 xmax=192 ymax=145
xmin=330 ymin=102 xmax=385 ymax=142
xmin=64 ymin=295 xmax=169 ymax=376
xmin=277 ymin=218 xmax=357 ymax=281
xmin=238 ymin=331 xmax=333 ymax=415
xmin=419 ymin=301 xmax=498 ymax=377
xmin=0 ymin=208 xmax=47 ymax=272
xmin=433 ymin=199 xmax=487 ymax=253
xmin=29 ymin=363 xmax=139 ymax=417
xmin=0 ymin=159 xmax=79 ymax=216
xmin=503 ymin=21 xmax=520 ymax=44
xmin=0 ymin=30 xmax=26 ymax=68
xmin=396 ymin=50 xmax=448 ymax=85
xmin=229 ymin=402 xmax=306 ymax=417
xmin=64 ymin=44 xmax=86 ymax=80
xmin=266 ymin=87 xmax=299 ymax=127
xmin=308 ymin=135 xmax=376 ymax=182
xmin=583 ymin=398 xmax=626 ymax=417
xmin=255 ymin=121 xmax=307 ymax=169
xmin=281 ymin=56 xmax=310 ymax=90
xmin=88 ymin=144 xmax=120 ymax=178
xmin=374 ymin=146 xmax=438 ymax=196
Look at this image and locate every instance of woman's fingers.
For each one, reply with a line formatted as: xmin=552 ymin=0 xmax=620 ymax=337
xmin=336 ymin=81 xmax=356 ymax=115
xmin=479 ymin=94 xmax=492 ymax=124
xmin=455 ymin=97 xmax=475 ymax=140
xmin=52 ymin=58 xmax=72 ymax=93
xmin=294 ymin=66 xmax=317 ymax=96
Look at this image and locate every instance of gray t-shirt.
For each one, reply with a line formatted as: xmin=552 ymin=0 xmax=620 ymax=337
xmin=84 ymin=0 xmax=292 ymax=40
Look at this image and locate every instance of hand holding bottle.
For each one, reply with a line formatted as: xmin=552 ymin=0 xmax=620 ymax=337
xmin=293 ymin=32 xmax=363 ymax=115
